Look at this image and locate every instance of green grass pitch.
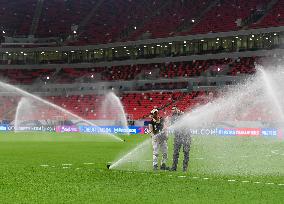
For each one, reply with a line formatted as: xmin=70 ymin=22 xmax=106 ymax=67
xmin=0 ymin=132 xmax=283 ymax=203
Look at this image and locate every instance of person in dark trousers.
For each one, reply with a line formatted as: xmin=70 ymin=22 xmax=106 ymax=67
xmin=170 ymin=107 xmax=191 ymax=172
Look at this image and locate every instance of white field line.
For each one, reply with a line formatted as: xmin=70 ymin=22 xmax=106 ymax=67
xmin=39 ymin=162 xmax=284 ymax=188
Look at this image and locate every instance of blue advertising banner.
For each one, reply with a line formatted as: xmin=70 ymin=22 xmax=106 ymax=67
xmin=0 ymin=125 xmax=7 ymax=131
xmin=0 ymin=125 xmax=55 ymax=132
xmin=79 ymin=126 xmax=145 ymax=134
xmin=261 ymin=128 xmax=278 ymax=137
xmin=217 ymin=128 xmax=236 ymax=136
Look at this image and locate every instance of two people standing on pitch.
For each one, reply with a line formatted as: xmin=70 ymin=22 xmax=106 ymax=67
xmin=148 ymin=107 xmax=191 ymax=172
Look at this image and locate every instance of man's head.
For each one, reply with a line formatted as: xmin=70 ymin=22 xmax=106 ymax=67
xmin=171 ymin=106 xmax=179 ymax=114
xmin=151 ymin=109 xmax=159 ymax=118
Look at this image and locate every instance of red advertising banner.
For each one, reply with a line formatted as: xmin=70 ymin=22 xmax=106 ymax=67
xmin=235 ymin=128 xmax=261 ymax=137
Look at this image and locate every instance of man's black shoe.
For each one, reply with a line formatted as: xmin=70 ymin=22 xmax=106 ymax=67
xmin=153 ymin=165 xmax=158 ymax=171
xmin=160 ymin=163 xmax=170 ymax=170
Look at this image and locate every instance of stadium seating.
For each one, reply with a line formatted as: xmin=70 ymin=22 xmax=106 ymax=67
xmin=189 ymin=0 xmax=270 ymax=34
xmin=0 ymin=96 xmax=19 ymax=121
xmin=0 ymin=0 xmax=36 ymax=37
xmin=0 ymin=69 xmax=55 ymax=84
xmin=44 ymin=92 xmax=179 ymax=120
xmin=36 ymin=0 xmax=94 ymax=38
xmin=0 ymin=88 xmax=273 ymax=122
xmin=101 ymin=65 xmax=139 ymax=81
xmin=160 ymin=59 xmax=232 ymax=78
xmin=228 ymin=57 xmax=257 ymax=76
xmin=250 ymin=0 xmax=284 ymax=28
xmin=0 ymin=57 xmax=257 ymax=84
xmin=0 ymin=0 xmax=283 ymax=43
xmin=127 ymin=0 xmax=211 ymax=40
xmin=0 ymin=91 xmax=206 ymax=121
xmin=54 ymin=67 xmax=104 ymax=84
xmin=44 ymin=91 xmax=212 ymax=120
xmin=80 ymin=0 xmax=168 ymax=44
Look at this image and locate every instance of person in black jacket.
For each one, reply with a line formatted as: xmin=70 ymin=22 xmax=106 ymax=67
xmin=171 ymin=107 xmax=191 ymax=172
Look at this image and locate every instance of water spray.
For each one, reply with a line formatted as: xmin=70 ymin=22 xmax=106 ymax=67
xmin=0 ymin=81 xmax=123 ymax=142
xmin=109 ymin=67 xmax=284 ymax=172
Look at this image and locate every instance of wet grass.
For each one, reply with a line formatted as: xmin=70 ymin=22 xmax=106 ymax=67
xmin=0 ymin=132 xmax=283 ymax=203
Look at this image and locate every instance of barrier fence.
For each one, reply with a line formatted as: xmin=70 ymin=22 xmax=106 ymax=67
xmin=0 ymin=125 xmax=282 ymax=139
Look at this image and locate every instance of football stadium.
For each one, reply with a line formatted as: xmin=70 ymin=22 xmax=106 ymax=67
xmin=0 ymin=0 xmax=284 ymax=203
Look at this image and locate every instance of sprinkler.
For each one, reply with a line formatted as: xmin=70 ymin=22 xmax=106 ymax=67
xmin=106 ymin=162 xmax=112 ymax=169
